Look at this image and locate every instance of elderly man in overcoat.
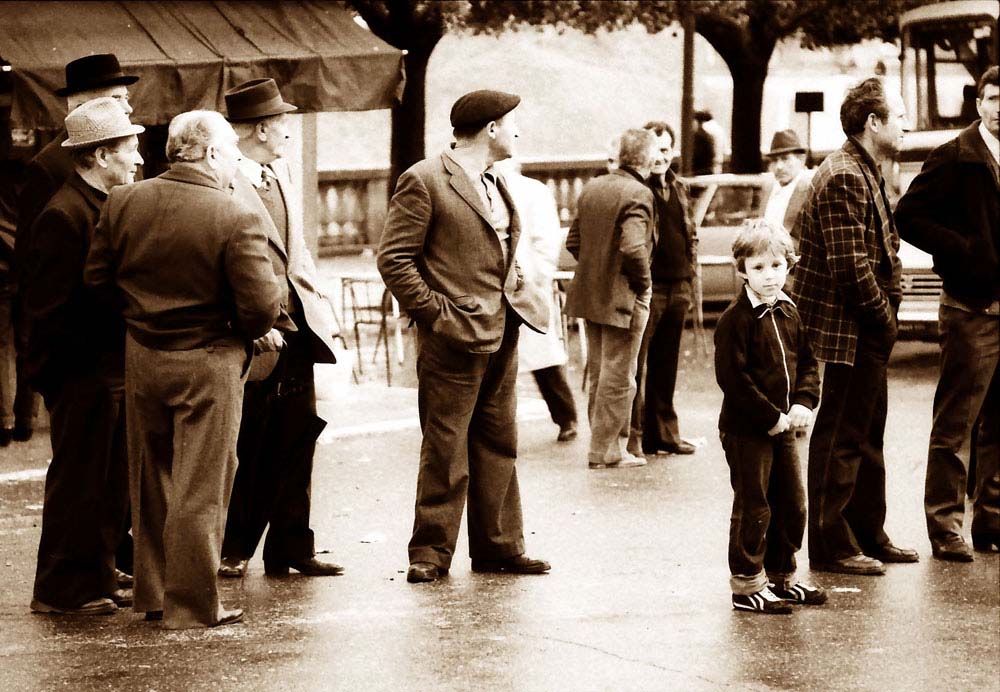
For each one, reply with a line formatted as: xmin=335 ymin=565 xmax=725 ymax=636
xmin=791 ymin=78 xmax=918 ymax=576
xmin=220 ymin=78 xmax=343 ymax=579
xmin=85 ymin=111 xmax=280 ymax=628
xmin=14 ymin=53 xmax=138 ymax=444
xmin=564 ymin=128 xmax=657 ymax=470
xmin=24 ymin=98 xmax=144 ymax=616
xmin=378 ymin=89 xmax=550 ymax=584
xmin=895 ymin=66 xmax=1000 ymax=560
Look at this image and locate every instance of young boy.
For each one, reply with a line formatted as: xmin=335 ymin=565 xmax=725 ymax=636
xmin=714 ymin=219 xmax=826 ymax=614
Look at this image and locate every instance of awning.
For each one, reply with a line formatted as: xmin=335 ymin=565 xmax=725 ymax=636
xmin=0 ymin=0 xmax=405 ymax=128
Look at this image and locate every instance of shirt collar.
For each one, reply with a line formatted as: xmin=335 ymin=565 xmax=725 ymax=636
xmin=978 ymin=120 xmax=1000 ymax=165
xmin=445 ymin=149 xmax=497 ymax=183
xmin=745 ymin=284 xmax=795 ymax=318
xmin=238 ymin=156 xmax=273 ymax=189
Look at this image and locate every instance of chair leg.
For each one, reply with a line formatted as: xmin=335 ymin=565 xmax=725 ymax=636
xmin=353 ymin=323 xmax=364 ymax=376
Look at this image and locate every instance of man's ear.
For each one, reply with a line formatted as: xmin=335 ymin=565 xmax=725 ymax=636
xmin=257 ymin=120 xmax=269 ymax=143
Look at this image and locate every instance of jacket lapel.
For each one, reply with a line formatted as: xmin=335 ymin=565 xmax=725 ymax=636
xmin=496 ymin=173 xmax=520 ymax=272
xmin=233 ymin=172 xmax=287 ymax=261
xmin=442 ymin=153 xmax=494 ymax=228
xmin=958 ymin=123 xmax=1000 ymax=193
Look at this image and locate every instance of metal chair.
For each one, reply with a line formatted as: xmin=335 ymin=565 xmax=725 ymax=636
xmin=341 ymin=276 xmax=394 ymax=385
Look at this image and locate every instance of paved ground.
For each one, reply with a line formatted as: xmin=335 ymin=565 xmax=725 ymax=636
xmin=0 ymin=259 xmax=997 ymax=691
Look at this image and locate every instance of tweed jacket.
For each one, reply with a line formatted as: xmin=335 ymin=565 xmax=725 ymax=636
xmin=14 ymin=131 xmax=74 ymax=283
xmin=20 ymin=173 xmax=125 ymax=396
xmin=563 ymin=168 xmax=654 ymax=328
xmin=377 ymin=151 xmax=548 ymax=354
xmin=790 ymin=138 xmax=901 ymax=365
xmin=84 ymin=163 xmax=280 ymax=350
xmin=232 ymin=158 xmax=339 ymax=365
xmin=895 ymin=121 xmax=1000 ymax=311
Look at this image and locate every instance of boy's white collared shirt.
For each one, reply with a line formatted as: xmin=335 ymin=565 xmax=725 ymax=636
xmin=745 ymin=284 xmax=795 ymax=316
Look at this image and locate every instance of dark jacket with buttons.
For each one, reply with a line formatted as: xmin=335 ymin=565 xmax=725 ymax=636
xmin=715 ymin=287 xmax=820 ymax=436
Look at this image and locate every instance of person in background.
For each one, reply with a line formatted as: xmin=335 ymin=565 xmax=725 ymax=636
xmin=24 ymin=98 xmax=143 ymax=616
xmin=85 ymin=111 xmax=280 ymax=628
xmin=715 ymin=219 xmax=824 ymax=614
xmin=692 ymin=110 xmax=726 ymax=175
xmin=220 ymin=78 xmax=343 ymax=580
xmin=495 ymin=158 xmax=579 ymax=443
xmin=895 ymin=65 xmax=1000 ymax=560
xmin=627 ymin=120 xmax=697 ymax=458
xmin=564 ymin=128 xmax=656 ymax=469
xmin=14 ymin=53 xmax=138 ymax=444
xmin=378 ymin=90 xmax=551 ymax=584
xmin=791 ymin=77 xmax=919 ymax=576
xmin=762 ymin=129 xmax=813 ymax=244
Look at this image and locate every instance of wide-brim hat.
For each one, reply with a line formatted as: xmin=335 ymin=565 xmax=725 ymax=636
xmin=55 ymin=54 xmax=139 ymax=97
xmin=765 ymin=129 xmax=806 ymax=157
xmin=450 ymin=90 xmax=520 ymax=130
xmin=62 ymin=97 xmax=144 ymax=149
xmin=225 ymin=78 xmax=298 ymax=121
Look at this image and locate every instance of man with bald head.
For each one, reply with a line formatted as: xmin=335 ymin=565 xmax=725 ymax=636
xmin=85 ymin=110 xmax=280 ymax=628
xmin=13 ymin=54 xmax=138 ymax=443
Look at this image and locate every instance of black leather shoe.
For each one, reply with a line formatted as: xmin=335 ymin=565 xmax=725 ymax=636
xmin=0 ymin=428 xmax=12 ymax=447
xmin=12 ymin=423 xmax=32 ymax=442
xmin=645 ymin=441 xmax=696 ymax=455
xmin=932 ymin=537 xmax=974 ymax=562
xmin=557 ymin=422 xmax=578 ymax=442
xmin=811 ymin=553 xmax=886 ymax=575
xmin=264 ymin=556 xmax=344 ymax=577
xmin=211 ymin=608 xmax=244 ymax=627
xmin=869 ymin=544 xmax=919 ymax=563
xmin=143 ymin=610 xmax=163 ymax=621
xmin=406 ymin=562 xmax=445 ymax=583
xmin=471 ymin=554 xmax=551 ymax=574
xmin=971 ymin=532 xmax=1000 ymax=553
xmin=218 ymin=557 xmax=249 ymax=578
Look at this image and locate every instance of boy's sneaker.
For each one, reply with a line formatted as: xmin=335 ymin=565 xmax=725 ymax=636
xmin=770 ymin=581 xmax=828 ymax=605
xmin=732 ymin=586 xmax=793 ymax=614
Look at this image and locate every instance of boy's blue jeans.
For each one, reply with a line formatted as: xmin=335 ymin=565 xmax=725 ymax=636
xmin=722 ymin=430 xmax=805 ymax=595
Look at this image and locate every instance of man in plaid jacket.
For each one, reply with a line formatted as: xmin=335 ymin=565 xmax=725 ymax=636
xmin=791 ymin=78 xmax=919 ymax=575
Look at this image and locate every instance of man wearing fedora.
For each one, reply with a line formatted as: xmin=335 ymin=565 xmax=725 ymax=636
xmin=23 ymin=98 xmax=144 ymax=616
xmin=378 ymin=89 xmax=550 ymax=583
xmin=219 ymin=78 xmax=342 ymax=579
xmin=14 ymin=54 xmax=138 ymax=445
xmin=85 ymin=110 xmax=279 ymax=628
xmin=763 ymin=129 xmax=813 ymax=243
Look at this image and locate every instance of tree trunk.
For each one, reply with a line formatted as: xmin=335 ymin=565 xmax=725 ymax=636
xmin=389 ymin=44 xmax=435 ymax=196
xmin=728 ymin=63 xmax=768 ymax=174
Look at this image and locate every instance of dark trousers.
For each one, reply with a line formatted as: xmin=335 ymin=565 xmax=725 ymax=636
xmin=409 ymin=314 xmax=525 ymax=568
xmin=222 ymin=334 xmax=326 ymax=564
xmin=629 ymin=281 xmax=690 ymax=454
xmin=925 ymin=305 xmax=1000 ymax=543
xmin=32 ymin=366 xmax=128 ymax=608
xmin=807 ymin=328 xmax=893 ymax=563
xmin=12 ymin=300 xmax=40 ymax=430
xmin=722 ymin=431 xmax=805 ymax=594
xmin=531 ymin=365 xmax=577 ymax=427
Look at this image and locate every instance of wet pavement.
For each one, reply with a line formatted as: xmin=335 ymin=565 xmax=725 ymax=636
xmin=0 ymin=300 xmax=997 ymax=691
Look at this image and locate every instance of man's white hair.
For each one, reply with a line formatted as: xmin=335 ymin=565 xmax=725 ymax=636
xmin=166 ymin=111 xmax=232 ymax=163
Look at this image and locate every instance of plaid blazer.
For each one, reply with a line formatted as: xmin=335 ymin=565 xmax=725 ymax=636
xmin=790 ymin=138 xmax=901 ymax=365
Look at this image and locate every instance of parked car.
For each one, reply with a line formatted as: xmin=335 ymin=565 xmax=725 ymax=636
xmin=686 ymin=173 xmax=941 ymax=338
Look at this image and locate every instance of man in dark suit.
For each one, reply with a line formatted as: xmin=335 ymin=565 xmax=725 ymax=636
xmin=219 ymin=78 xmax=343 ymax=579
xmin=85 ymin=111 xmax=280 ymax=628
xmin=627 ymin=121 xmax=698 ymax=458
xmin=14 ymin=53 xmax=138 ymax=444
xmin=24 ymin=98 xmax=144 ymax=616
xmin=564 ymin=128 xmax=657 ymax=469
xmin=895 ymin=66 xmax=1000 ymax=560
xmin=378 ymin=90 xmax=550 ymax=584
xmin=791 ymin=78 xmax=919 ymax=575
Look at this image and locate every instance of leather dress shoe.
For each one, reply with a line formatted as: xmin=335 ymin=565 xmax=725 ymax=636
xmin=115 ymin=569 xmax=134 ymax=588
xmin=30 ymin=597 xmax=116 ymax=615
xmin=471 ymin=554 xmax=551 ymax=575
xmin=110 ymin=588 xmax=133 ymax=608
xmin=12 ymin=423 xmax=33 ymax=442
xmin=211 ymin=608 xmax=244 ymax=627
xmin=869 ymin=544 xmax=919 ymax=563
xmin=932 ymin=537 xmax=974 ymax=562
xmin=144 ymin=610 xmax=163 ymax=621
xmin=971 ymin=532 xmax=1000 ymax=553
xmin=557 ymin=421 xmax=578 ymax=442
xmin=811 ymin=553 xmax=885 ymax=575
xmin=218 ymin=557 xmax=249 ymax=578
xmin=645 ymin=440 xmax=696 ymax=455
xmin=264 ymin=556 xmax=344 ymax=577
xmin=407 ymin=562 xmax=446 ymax=583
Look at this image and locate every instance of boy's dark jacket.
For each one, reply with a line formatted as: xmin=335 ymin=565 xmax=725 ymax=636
xmin=715 ymin=287 xmax=820 ymax=435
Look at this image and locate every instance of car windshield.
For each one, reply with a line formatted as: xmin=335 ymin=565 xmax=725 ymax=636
xmin=699 ymin=185 xmax=765 ymax=227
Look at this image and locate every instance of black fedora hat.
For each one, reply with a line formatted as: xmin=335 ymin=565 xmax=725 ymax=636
xmin=765 ymin=129 xmax=806 ymax=157
xmin=55 ymin=54 xmax=139 ymax=97
xmin=225 ymin=79 xmax=297 ymax=122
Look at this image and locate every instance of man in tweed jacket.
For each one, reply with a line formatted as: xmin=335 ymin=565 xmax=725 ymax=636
xmin=791 ymin=78 xmax=919 ymax=575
